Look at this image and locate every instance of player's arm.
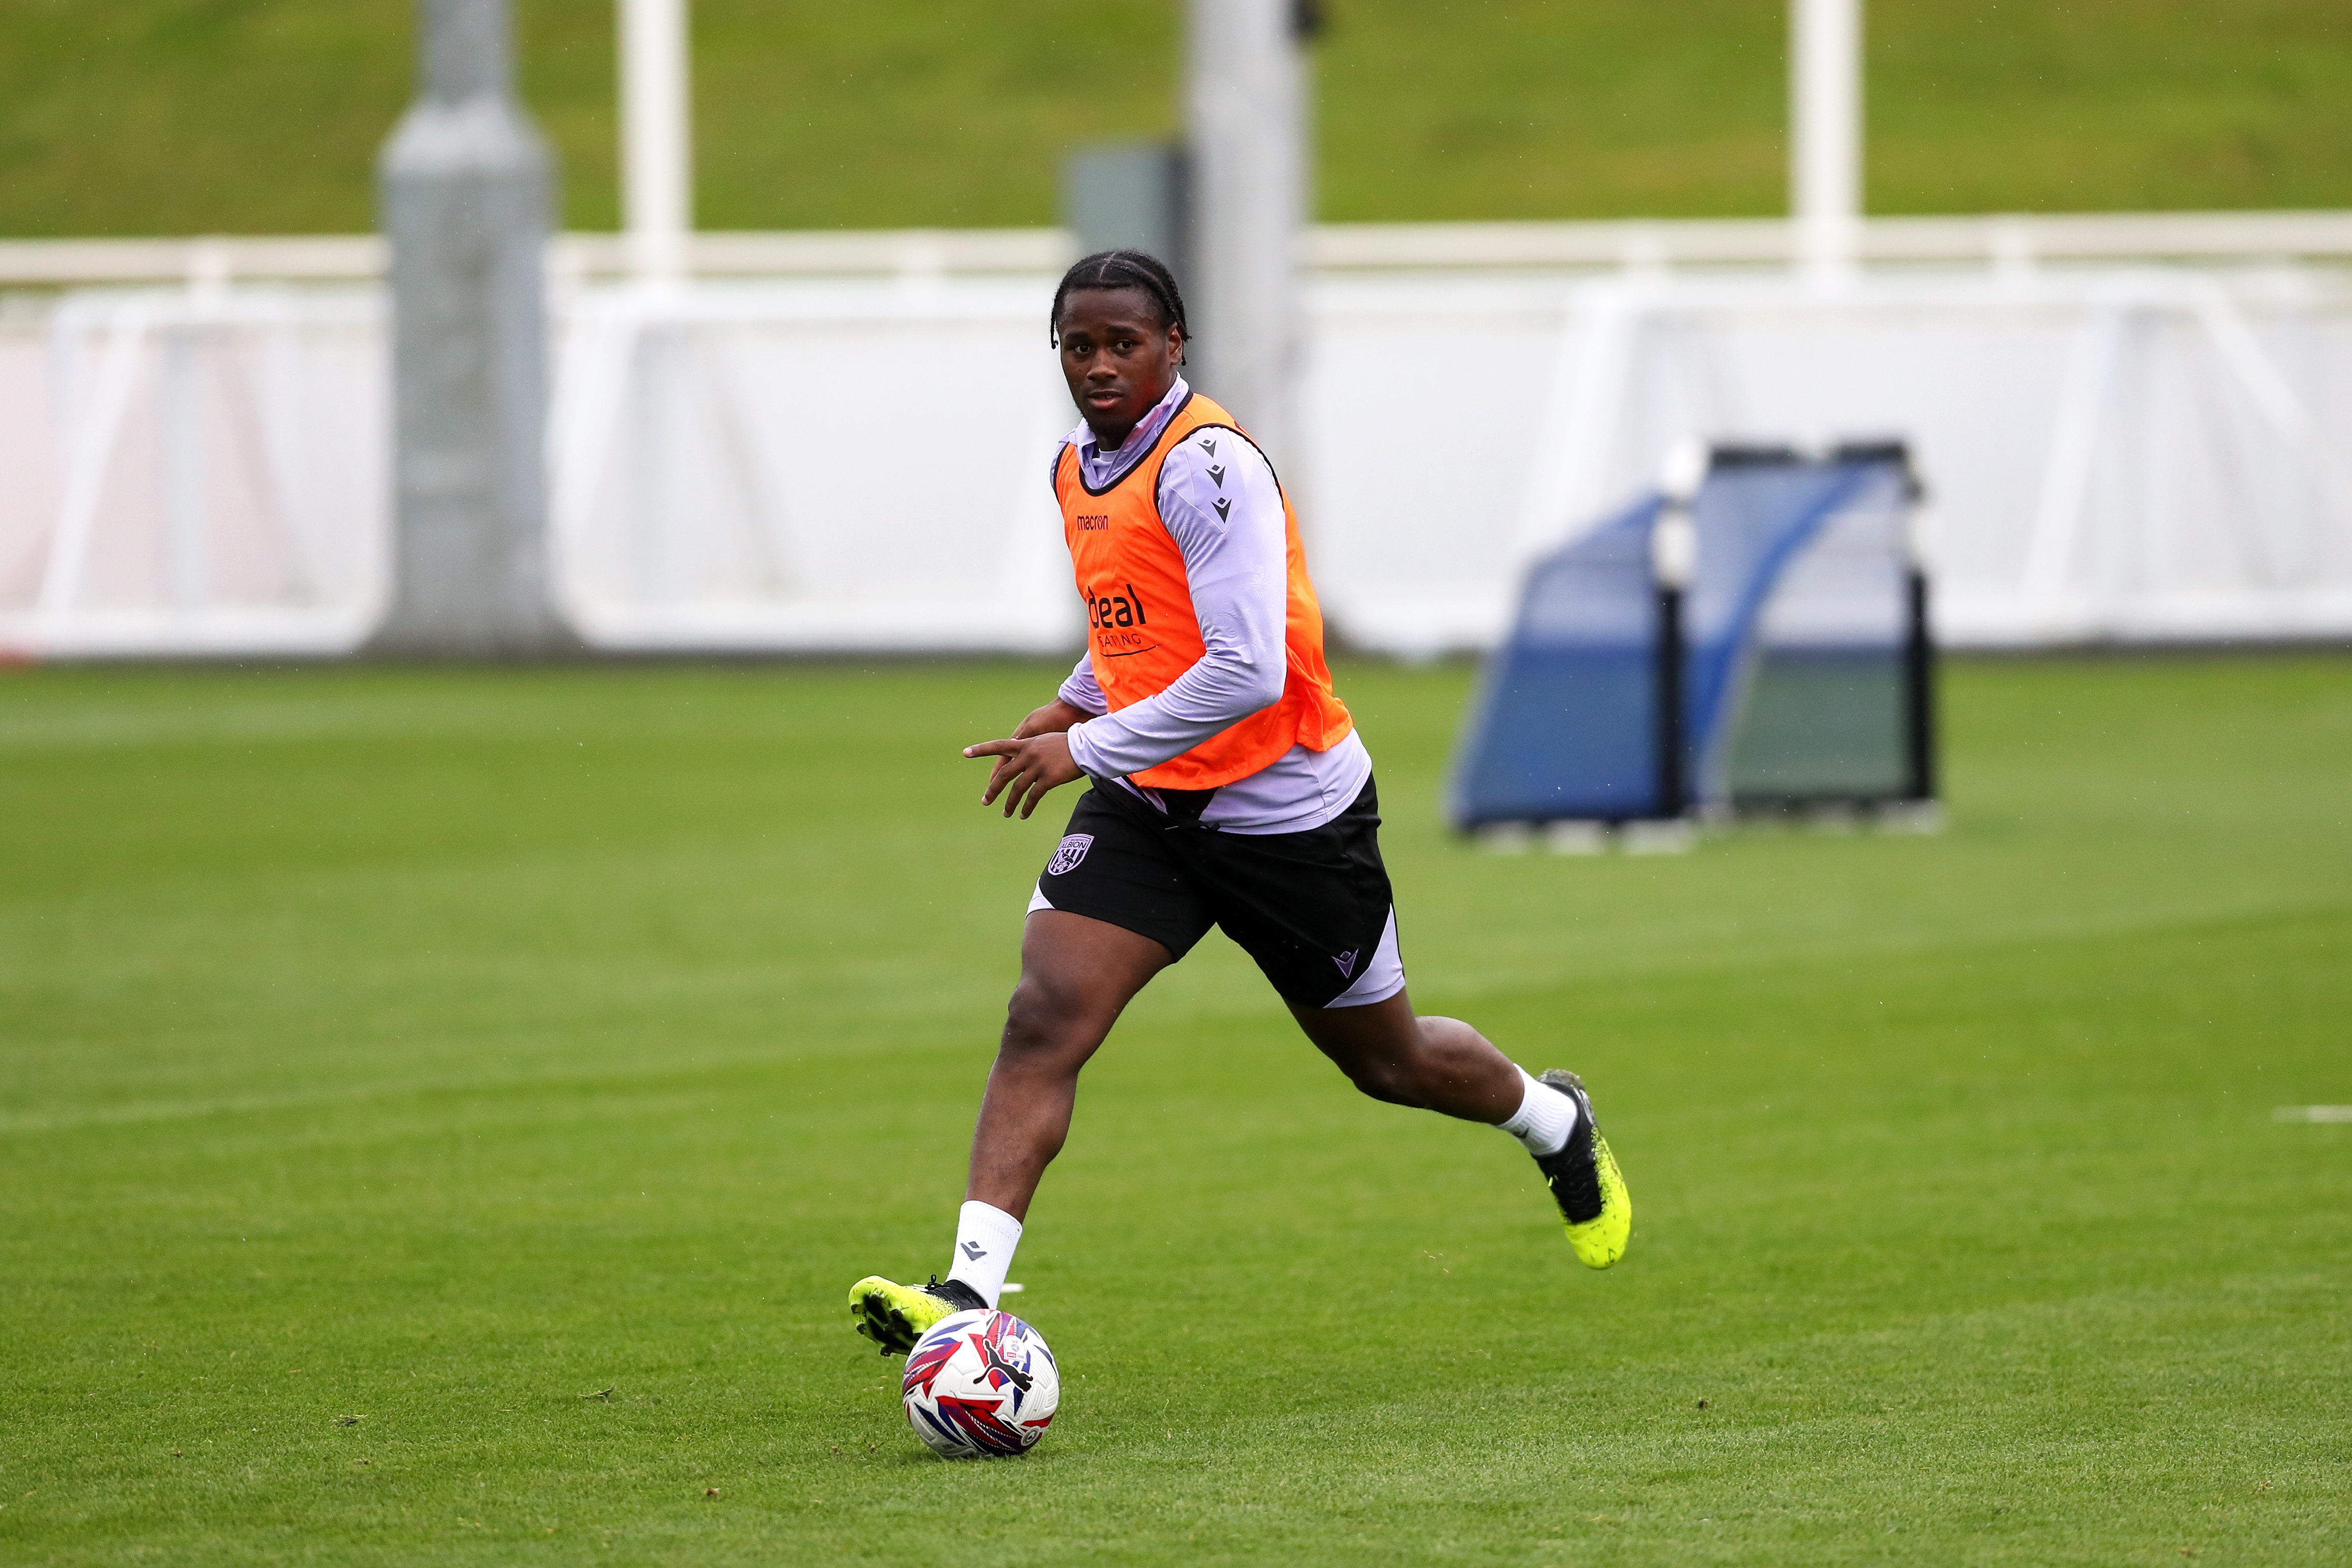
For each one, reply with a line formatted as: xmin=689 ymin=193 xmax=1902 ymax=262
xmin=967 ymin=437 xmax=1284 ymax=818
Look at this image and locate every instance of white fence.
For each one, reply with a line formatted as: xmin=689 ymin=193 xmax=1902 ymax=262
xmin=1308 ymin=265 xmax=2352 ymax=651
xmin=549 ymin=277 xmax=1078 ymax=651
xmin=3 ymin=214 xmax=2349 ymax=658
xmin=0 ymin=284 xmax=385 ymax=655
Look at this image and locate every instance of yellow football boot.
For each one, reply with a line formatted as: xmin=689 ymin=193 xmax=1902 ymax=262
xmin=1534 ymin=1069 xmax=1632 ymax=1268
xmin=848 ymin=1274 xmax=985 ymax=1356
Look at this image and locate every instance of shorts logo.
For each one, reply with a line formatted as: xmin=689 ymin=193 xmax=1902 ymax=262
xmin=1332 ymin=949 xmax=1360 ymax=979
xmin=1046 ymin=834 xmax=1095 ymax=876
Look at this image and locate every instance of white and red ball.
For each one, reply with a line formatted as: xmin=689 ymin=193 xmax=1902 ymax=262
xmin=901 ymin=1308 xmax=1060 ymax=1458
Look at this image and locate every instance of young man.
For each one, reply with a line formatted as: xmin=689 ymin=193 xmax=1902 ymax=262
xmin=848 ymin=251 xmax=1630 ymax=1352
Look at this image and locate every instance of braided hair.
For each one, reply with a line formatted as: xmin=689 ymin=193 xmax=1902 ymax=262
xmin=1050 ymin=250 xmax=1188 ymax=363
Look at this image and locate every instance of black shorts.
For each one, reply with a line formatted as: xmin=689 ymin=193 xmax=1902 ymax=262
xmin=1029 ymin=773 xmax=1403 ymax=1009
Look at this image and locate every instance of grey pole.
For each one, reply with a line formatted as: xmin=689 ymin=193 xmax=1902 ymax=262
xmin=372 ymin=0 xmax=575 ymax=655
xmin=1185 ymin=0 xmax=1309 ymax=468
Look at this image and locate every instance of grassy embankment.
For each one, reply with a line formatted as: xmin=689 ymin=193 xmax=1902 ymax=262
xmin=0 ymin=0 xmax=2346 ymax=236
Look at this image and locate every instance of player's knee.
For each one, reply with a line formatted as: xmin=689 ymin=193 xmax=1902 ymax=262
xmin=998 ymin=972 xmax=1096 ymax=1064
xmin=1338 ymin=1054 xmax=1428 ymax=1108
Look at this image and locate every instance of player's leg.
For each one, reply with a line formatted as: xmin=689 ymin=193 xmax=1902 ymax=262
xmin=1289 ymin=987 xmax=1631 ymax=1268
xmin=1282 ymin=986 xmax=1519 ymax=1119
xmin=849 ymin=912 xmax=1166 ymax=1353
xmin=852 ymin=784 xmax=1210 ymax=1354
xmin=1186 ymin=771 xmax=1631 ymax=1269
xmin=967 ymin=910 xmax=1171 ymax=1220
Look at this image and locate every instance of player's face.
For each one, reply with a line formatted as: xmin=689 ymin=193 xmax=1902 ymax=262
xmin=1056 ymin=288 xmax=1183 ymax=447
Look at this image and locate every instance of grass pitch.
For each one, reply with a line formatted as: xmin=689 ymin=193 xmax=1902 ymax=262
xmin=1 ymin=653 xmax=2347 ymax=1565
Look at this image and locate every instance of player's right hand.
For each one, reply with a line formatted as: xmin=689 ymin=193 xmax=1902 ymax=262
xmin=1011 ymin=699 xmax=1091 ymax=740
xmin=964 ymin=731 xmax=1082 ymax=820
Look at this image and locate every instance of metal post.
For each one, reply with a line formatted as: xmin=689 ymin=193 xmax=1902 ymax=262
xmin=1185 ymin=0 xmax=1309 ymax=464
xmin=374 ymin=0 xmax=575 ymax=655
xmin=1791 ymin=0 xmax=1861 ymax=280
xmin=1061 ymin=143 xmax=1189 ymax=281
xmin=1902 ymin=466 xmax=1938 ymax=803
xmin=1654 ymin=581 xmax=1688 ymax=819
xmin=621 ymin=0 xmax=692 ymax=282
xmin=1650 ymin=439 xmax=1707 ymax=819
xmin=162 ymin=325 xmax=207 ymax=612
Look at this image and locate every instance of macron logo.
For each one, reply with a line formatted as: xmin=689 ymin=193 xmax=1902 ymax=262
xmin=960 ymin=1242 xmax=987 ymax=1261
xmin=1332 ymin=950 xmax=1359 ymax=979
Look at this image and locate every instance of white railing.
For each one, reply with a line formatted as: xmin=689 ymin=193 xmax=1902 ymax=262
xmin=10 ymin=211 xmax=2352 ymax=291
xmin=3 ymin=213 xmax=2349 ymax=657
xmin=0 ymin=229 xmax=1069 ymax=289
xmin=1308 ymin=210 xmax=2352 ymax=272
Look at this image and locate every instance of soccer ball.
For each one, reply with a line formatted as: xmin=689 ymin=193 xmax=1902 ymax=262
xmin=901 ymin=1308 xmax=1060 ymax=1458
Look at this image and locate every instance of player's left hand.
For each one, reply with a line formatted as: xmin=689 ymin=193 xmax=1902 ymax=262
xmin=964 ymin=731 xmax=1082 ymax=819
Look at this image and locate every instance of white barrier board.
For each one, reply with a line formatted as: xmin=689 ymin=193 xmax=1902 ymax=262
xmin=3 ymin=242 xmax=2348 ymax=657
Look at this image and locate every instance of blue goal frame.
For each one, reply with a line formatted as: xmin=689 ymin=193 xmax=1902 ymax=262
xmin=1447 ymin=441 xmax=1935 ymax=830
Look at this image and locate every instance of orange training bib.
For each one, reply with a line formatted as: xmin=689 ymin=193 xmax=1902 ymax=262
xmin=1053 ymin=391 xmax=1352 ymax=790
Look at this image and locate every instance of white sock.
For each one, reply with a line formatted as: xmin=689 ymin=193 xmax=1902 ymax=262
xmin=1495 ymin=1066 xmax=1580 ymax=1157
xmin=945 ymin=1200 xmax=1022 ymax=1308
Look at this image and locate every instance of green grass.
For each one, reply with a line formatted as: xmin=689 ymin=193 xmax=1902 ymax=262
xmin=1 ymin=653 xmax=2348 ymax=1565
xmin=1 ymin=1 xmax=2349 ymax=237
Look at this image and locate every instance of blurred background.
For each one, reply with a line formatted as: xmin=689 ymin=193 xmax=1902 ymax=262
xmin=1 ymin=0 xmax=2347 ymax=660
xmin=4 ymin=11 xmax=2348 ymax=1557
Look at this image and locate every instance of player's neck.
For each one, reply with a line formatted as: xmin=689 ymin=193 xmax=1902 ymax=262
xmin=1085 ymin=415 xmax=1141 ymax=452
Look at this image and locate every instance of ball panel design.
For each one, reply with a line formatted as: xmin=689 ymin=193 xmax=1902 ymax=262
xmin=901 ymin=1307 xmax=1060 ymax=1458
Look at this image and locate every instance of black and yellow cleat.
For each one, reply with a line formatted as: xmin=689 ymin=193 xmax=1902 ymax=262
xmin=1533 ymin=1069 xmax=1632 ymax=1268
xmin=848 ymin=1274 xmax=985 ymax=1356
